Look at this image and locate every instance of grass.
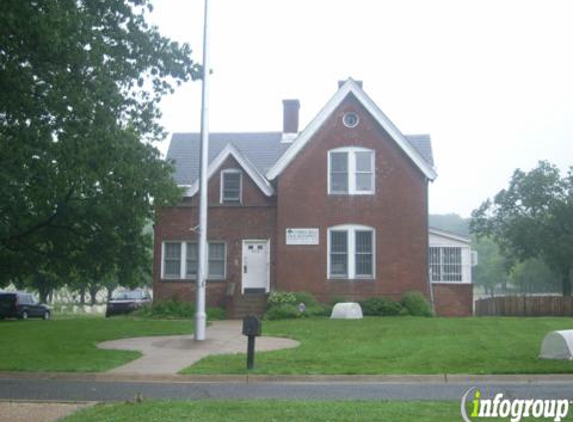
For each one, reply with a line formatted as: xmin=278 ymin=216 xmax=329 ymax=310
xmin=0 ymin=317 xmax=192 ymax=372
xmin=183 ymin=316 xmax=573 ymax=375
xmin=57 ymin=400 xmax=500 ymax=422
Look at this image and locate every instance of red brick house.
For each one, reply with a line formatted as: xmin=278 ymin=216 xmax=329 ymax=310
xmin=153 ymin=79 xmax=473 ymax=317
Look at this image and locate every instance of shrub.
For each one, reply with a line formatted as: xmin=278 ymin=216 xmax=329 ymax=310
xmin=361 ymin=297 xmax=404 ymax=316
xmin=267 ymin=291 xmax=297 ymax=307
xmin=264 ymin=304 xmax=301 ymax=320
xmin=303 ymin=304 xmax=331 ymax=317
xmin=401 ymin=291 xmax=433 ymax=317
xmin=133 ymin=299 xmax=226 ymax=320
xmin=292 ymin=291 xmax=319 ymax=307
xmin=265 ymin=291 xmax=328 ymax=319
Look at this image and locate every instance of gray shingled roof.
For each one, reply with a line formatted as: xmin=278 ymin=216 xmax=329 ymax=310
xmin=404 ymin=134 xmax=434 ymax=167
xmin=167 ymin=132 xmax=289 ymax=185
xmin=167 ymin=132 xmax=434 ymax=185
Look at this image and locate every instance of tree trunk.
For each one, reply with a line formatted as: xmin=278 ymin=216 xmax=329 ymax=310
xmin=38 ymin=285 xmax=50 ymax=304
xmin=79 ymin=287 xmax=86 ymax=305
xmin=89 ymin=285 xmax=99 ymax=305
xmin=107 ymin=287 xmax=115 ymax=301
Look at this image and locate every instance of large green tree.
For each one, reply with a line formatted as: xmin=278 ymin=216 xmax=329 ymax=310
xmin=510 ymin=258 xmax=560 ymax=294
xmin=471 ymin=161 xmax=573 ymax=296
xmin=0 ymin=1 xmax=200 ymax=287
xmin=471 ymin=236 xmax=511 ymax=298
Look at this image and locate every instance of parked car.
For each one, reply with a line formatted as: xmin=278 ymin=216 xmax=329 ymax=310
xmin=105 ymin=289 xmax=151 ymax=317
xmin=0 ymin=292 xmax=51 ymax=320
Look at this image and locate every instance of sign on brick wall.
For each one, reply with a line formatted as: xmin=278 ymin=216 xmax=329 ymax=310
xmin=286 ymin=228 xmax=319 ymax=245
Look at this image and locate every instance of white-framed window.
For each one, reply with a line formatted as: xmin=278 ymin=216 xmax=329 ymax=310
xmin=162 ymin=241 xmax=226 ymax=280
xmin=328 ymin=147 xmax=375 ymax=195
xmin=429 ymin=247 xmax=462 ymax=282
xmin=163 ymin=242 xmax=182 ymax=279
xmin=220 ymin=169 xmax=242 ymax=204
xmin=327 ymin=225 xmax=375 ymax=279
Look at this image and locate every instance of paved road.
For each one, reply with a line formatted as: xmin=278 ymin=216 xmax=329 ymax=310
xmin=1 ymin=377 xmax=572 ymax=402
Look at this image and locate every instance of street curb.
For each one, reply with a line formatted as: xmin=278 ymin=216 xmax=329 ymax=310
xmin=0 ymin=399 xmax=97 ymax=405
xmin=1 ymin=372 xmax=573 ymax=384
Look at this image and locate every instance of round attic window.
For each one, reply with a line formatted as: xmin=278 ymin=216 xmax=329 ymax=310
xmin=343 ymin=112 xmax=359 ymax=128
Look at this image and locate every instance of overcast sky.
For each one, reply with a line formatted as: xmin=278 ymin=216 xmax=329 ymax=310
xmin=148 ymin=0 xmax=573 ymax=218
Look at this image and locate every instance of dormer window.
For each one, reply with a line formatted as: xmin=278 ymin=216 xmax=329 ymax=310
xmin=328 ymin=147 xmax=375 ymax=195
xmin=221 ymin=169 xmax=242 ymax=204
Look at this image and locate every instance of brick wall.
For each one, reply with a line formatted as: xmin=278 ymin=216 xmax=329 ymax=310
xmin=275 ymin=94 xmax=431 ymax=303
xmin=432 ymin=283 xmax=473 ymax=317
xmin=153 ymin=155 xmax=276 ymax=307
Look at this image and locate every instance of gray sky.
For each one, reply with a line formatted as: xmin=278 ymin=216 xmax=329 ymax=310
xmin=149 ymin=0 xmax=573 ymax=218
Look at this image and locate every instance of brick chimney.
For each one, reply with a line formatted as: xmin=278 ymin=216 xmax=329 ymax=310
xmin=282 ymin=99 xmax=300 ymax=135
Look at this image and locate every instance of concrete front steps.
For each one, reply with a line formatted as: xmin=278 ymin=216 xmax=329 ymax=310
xmin=230 ymin=293 xmax=268 ymax=319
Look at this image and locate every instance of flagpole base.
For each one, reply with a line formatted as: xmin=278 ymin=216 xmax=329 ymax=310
xmin=194 ymin=312 xmax=207 ymax=341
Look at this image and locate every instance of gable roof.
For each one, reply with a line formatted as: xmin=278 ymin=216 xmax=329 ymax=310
xmin=267 ymin=79 xmax=437 ymax=180
xmin=180 ymin=143 xmax=275 ymax=197
xmin=167 ymin=132 xmax=290 ymax=187
xmin=166 ymin=79 xmax=437 ymax=195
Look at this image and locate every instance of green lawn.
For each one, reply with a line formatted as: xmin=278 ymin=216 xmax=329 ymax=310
xmin=183 ymin=317 xmax=573 ymax=375
xmin=61 ymin=400 xmax=573 ymax=422
xmin=0 ymin=317 xmax=192 ymax=372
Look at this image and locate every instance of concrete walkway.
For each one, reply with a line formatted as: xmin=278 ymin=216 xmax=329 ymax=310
xmin=97 ymin=320 xmax=299 ymax=375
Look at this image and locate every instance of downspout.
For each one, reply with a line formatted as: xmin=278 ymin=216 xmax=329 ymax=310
xmin=426 ymin=180 xmax=435 ymax=314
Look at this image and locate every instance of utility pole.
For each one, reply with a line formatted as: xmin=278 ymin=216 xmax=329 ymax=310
xmin=195 ymin=0 xmax=211 ymax=341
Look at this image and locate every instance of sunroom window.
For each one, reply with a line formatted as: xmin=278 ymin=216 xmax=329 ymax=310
xmin=429 ymin=247 xmax=463 ymax=282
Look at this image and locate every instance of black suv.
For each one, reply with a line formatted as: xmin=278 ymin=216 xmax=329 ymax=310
xmin=0 ymin=292 xmax=51 ymax=320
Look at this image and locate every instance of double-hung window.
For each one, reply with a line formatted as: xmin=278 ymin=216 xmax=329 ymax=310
xmin=162 ymin=241 xmax=226 ymax=280
xmin=186 ymin=242 xmax=226 ymax=279
xmin=328 ymin=147 xmax=374 ymax=195
xmin=328 ymin=225 xmax=375 ymax=279
xmin=221 ymin=169 xmax=242 ymax=203
xmin=163 ymin=242 xmax=182 ymax=279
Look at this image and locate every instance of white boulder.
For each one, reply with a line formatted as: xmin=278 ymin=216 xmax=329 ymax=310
xmin=540 ymin=330 xmax=573 ymax=360
xmin=330 ymin=302 xmax=363 ymax=319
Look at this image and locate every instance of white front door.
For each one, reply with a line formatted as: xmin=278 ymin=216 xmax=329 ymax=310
xmin=242 ymin=240 xmax=270 ymax=293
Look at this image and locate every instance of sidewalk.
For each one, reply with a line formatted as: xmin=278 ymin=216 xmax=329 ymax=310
xmin=97 ymin=320 xmax=299 ymax=375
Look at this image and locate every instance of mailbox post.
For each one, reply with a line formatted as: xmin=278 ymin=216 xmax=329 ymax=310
xmin=242 ymin=315 xmax=261 ymax=370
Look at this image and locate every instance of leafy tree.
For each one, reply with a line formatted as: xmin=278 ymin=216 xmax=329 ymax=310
xmin=471 ymin=161 xmax=573 ymax=296
xmin=0 ymin=1 xmax=200 ymax=287
xmin=471 ymin=236 xmax=511 ymax=297
xmin=510 ymin=258 xmax=560 ymax=294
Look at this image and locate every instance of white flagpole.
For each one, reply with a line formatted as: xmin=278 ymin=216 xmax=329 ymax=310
xmin=195 ymin=0 xmax=211 ymax=341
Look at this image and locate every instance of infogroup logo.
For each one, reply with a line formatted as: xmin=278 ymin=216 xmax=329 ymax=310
xmin=461 ymin=388 xmax=570 ymax=422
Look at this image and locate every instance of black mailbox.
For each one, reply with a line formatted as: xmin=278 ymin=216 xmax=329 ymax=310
xmin=242 ymin=315 xmax=261 ymax=370
xmin=242 ymin=315 xmax=262 ymax=337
